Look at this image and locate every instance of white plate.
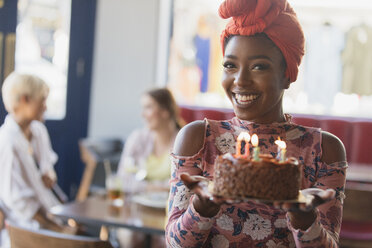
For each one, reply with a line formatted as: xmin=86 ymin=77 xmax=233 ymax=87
xmin=132 ymin=191 xmax=168 ymax=209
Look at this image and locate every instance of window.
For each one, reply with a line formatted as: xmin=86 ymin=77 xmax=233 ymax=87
xmin=15 ymin=0 xmax=71 ymax=119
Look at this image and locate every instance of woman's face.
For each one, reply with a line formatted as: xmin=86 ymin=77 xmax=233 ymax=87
xmin=222 ymin=35 xmax=289 ymax=123
xmin=22 ymin=95 xmax=47 ymax=122
xmin=141 ymin=94 xmax=168 ymax=130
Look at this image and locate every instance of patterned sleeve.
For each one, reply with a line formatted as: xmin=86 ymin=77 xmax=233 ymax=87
xmin=287 ymin=161 xmax=348 ymax=248
xmin=165 ymin=150 xmax=221 ymax=247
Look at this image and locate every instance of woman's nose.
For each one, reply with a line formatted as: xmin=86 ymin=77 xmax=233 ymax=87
xmin=233 ymin=67 xmax=252 ymax=86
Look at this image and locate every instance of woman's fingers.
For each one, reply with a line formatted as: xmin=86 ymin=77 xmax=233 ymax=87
xmin=303 ymin=188 xmax=335 ymax=208
xmin=272 ymin=188 xmax=336 ymax=212
xmin=305 ymin=189 xmax=335 ymax=210
xmin=180 ymin=173 xmax=207 ymax=196
xmin=286 ymin=189 xmax=336 ymax=212
xmin=180 ymin=173 xmax=218 ymax=203
xmin=193 ymin=175 xmax=209 ymax=182
xmin=319 ymin=188 xmax=336 ymax=200
xmin=301 ymin=188 xmax=323 ymax=195
xmin=301 ymin=188 xmax=335 ymax=200
xmin=180 ymin=173 xmax=201 ymax=188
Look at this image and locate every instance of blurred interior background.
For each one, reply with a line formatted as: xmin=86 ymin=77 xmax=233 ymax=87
xmin=0 ymin=0 xmax=371 ymax=200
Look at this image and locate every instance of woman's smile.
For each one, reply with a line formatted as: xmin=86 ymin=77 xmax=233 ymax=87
xmin=232 ymin=93 xmax=260 ymax=107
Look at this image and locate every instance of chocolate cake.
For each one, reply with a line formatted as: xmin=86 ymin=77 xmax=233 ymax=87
xmin=213 ymin=153 xmax=302 ymax=200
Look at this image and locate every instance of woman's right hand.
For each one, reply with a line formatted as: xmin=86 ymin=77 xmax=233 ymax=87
xmin=41 ymin=174 xmax=55 ymax=189
xmin=180 ymin=173 xmax=222 ymax=217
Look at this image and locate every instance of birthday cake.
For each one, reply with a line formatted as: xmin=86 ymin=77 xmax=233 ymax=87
xmin=212 ymin=153 xmax=302 ymax=200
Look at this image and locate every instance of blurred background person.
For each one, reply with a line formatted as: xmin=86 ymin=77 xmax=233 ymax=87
xmin=117 ymin=88 xmax=184 ymax=190
xmin=115 ymin=87 xmax=182 ymax=248
xmin=0 ymin=73 xmax=70 ymax=247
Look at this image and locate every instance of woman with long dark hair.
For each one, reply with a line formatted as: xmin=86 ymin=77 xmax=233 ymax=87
xmin=118 ymin=88 xmax=184 ymax=183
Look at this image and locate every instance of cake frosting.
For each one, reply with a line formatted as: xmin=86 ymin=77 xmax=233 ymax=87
xmin=213 ymin=153 xmax=302 ymax=200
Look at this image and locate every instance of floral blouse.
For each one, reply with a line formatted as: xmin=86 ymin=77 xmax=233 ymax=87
xmin=166 ymin=117 xmax=347 ymax=248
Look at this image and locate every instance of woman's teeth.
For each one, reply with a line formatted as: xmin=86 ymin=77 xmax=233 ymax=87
xmin=235 ymin=94 xmax=259 ymax=105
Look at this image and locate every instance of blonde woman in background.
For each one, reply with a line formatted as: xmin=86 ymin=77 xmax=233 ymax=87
xmin=0 ymin=73 xmax=71 ymax=247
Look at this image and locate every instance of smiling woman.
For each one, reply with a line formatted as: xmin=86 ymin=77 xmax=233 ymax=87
xmin=221 ymin=35 xmax=289 ymax=123
xmin=166 ymin=0 xmax=347 ymax=247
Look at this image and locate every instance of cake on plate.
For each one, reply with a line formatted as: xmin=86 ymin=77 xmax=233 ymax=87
xmin=212 ymin=153 xmax=302 ymax=200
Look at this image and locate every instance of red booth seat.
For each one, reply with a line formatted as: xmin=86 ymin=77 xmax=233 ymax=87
xmin=340 ymin=221 xmax=372 ymax=241
xmin=340 ymin=187 xmax=372 ymax=247
xmin=180 ymin=105 xmax=235 ymax=123
xmin=180 ymin=105 xmax=372 ymax=164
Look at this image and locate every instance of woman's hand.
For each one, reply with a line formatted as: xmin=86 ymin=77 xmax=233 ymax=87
xmin=42 ymin=174 xmax=56 ymax=189
xmin=274 ymin=188 xmax=335 ymax=212
xmin=180 ymin=173 xmax=222 ymax=218
xmin=0 ymin=208 xmax=5 ymax=230
xmin=274 ymin=188 xmax=336 ymax=230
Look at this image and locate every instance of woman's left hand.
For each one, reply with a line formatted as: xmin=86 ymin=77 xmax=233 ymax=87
xmin=274 ymin=188 xmax=335 ymax=212
xmin=274 ymin=188 xmax=335 ymax=230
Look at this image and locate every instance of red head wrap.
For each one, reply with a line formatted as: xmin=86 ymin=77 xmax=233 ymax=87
xmin=219 ymin=0 xmax=305 ymax=82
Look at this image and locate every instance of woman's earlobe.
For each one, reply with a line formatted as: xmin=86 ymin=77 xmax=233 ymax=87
xmin=283 ymin=78 xmax=291 ymax=89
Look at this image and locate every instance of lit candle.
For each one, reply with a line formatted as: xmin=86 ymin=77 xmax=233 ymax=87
xmin=237 ymin=132 xmax=250 ymax=158
xmin=275 ymin=138 xmax=287 ymax=163
xmin=251 ymin=134 xmax=260 ymax=161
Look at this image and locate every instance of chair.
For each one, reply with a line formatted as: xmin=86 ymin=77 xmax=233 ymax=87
xmin=180 ymin=105 xmax=235 ymax=123
xmin=76 ymin=138 xmax=123 ymax=201
xmin=0 ymin=206 xmax=4 ymax=231
xmin=340 ymin=185 xmax=372 ymax=248
xmin=291 ymin=115 xmax=321 ymax=128
xmin=192 ymin=109 xmax=234 ymax=121
xmin=179 ymin=105 xmax=196 ymax=123
xmin=7 ymin=221 xmax=113 ymax=248
xmin=350 ymin=122 xmax=372 ymax=164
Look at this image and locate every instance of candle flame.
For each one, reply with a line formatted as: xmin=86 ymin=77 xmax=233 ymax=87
xmin=275 ymin=138 xmax=286 ymax=149
xmin=251 ymin=134 xmax=259 ymax=147
xmin=237 ymin=132 xmax=250 ymax=142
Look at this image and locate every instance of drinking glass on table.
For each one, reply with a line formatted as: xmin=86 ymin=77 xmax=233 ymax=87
xmin=120 ymin=157 xmax=147 ymax=194
xmin=105 ymin=174 xmax=124 ymax=206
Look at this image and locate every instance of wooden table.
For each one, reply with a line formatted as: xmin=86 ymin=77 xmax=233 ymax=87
xmin=50 ymin=195 xmax=166 ymax=247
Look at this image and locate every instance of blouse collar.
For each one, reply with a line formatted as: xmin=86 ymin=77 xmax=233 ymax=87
xmin=233 ymin=114 xmax=293 ymax=127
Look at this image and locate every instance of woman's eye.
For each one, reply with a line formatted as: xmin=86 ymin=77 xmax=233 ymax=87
xmin=223 ymin=62 xmax=235 ymax=69
xmin=252 ymin=64 xmax=269 ymax=70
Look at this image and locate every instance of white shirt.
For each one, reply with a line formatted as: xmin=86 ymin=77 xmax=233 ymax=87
xmin=0 ymin=115 xmax=60 ymax=222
